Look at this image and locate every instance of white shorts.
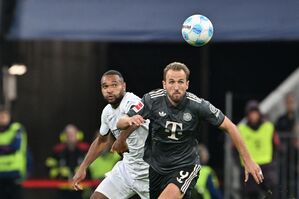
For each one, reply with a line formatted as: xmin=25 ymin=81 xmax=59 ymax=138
xmin=95 ymin=161 xmax=149 ymax=199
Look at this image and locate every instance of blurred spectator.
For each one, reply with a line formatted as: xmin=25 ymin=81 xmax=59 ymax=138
xmin=276 ymin=93 xmax=297 ymax=133
xmin=89 ymin=131 xmax=121 ymax=180
xmin=45 ymin=124 xmax=90 ymax=199
xmin=238 ymin=100 xmax=279 ymax=199
xmin=275 ymin=93 xmax=298 ymax=198
xmin=192 ymin=144 xmax=223 ymax=199
xmin=0 ymin=107 xmax=28 ymax=199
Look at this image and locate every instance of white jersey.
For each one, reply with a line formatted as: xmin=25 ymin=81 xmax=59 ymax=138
xmin=99 ymin=92 xmax=149 ymax=179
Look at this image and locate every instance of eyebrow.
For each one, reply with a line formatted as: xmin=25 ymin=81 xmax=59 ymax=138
xmin=101 ymin=80 xmax=119 ymax=85
xmin=168 ymin=78 xmax=185 ymax=81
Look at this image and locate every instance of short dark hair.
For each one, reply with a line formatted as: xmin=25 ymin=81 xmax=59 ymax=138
xmin=101 ymin=70 xmax=124 ymax=82
xmin=163 ymin=62 xmax=190 ymax=80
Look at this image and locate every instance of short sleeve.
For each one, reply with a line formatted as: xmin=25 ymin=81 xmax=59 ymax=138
xmin=122 ymin=93 xmax=142 ymax=114
xmin=199 ymin=100 xmax=225 ymax=127
xmin=99 ymin=107 xmax=110 ymax=136
xmin=127 ymin=93 xmax=152 ymax=119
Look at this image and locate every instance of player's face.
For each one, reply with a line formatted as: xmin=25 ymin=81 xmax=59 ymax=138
xmin=101 ymin=75 xmax=126 ymax=105
xmin=163 ymin=69 xmax=189 ymax=104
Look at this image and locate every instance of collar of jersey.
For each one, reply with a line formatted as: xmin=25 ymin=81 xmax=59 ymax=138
xmin=165 ymin=93 xmax=187 ymax=110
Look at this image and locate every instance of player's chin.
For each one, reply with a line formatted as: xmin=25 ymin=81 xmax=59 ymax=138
xmin=171 ymin=95 xmax=183 ymax=103
xmin=106 ymin=98 xmax=116 ymax=104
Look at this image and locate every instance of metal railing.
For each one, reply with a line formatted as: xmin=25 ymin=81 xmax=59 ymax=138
xmin=277 ymin=132 xmax=299 ymax=199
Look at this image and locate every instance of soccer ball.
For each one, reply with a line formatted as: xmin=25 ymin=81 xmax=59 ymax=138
xmin=181 ymin=14 xmax=214 ymax=47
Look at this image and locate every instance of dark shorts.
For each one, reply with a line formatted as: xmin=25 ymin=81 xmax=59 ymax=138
xmin=149 ymin=165 xmax=200 ymax=199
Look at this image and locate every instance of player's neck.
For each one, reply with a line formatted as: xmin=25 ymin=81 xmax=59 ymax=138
xmin=110 ymin=93 xmax=126 ymax=109
xmin=167 ymin=95 xmax=180 ymax=106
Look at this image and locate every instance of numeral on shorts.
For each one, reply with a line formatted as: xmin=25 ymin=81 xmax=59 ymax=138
xmin=176 ymin=170 xmax=189 ymax=183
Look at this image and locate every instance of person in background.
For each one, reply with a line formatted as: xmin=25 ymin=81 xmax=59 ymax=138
xmin=0 ymin=107 xmax=28 ymax=199
xmin=45 ymin=124 xmax=90 ymax=199
xmin=238 ymin=100 xmax=280 ymax=199
xmin=192 ymin=144 xmax=222 ymax=199
xmin=275 ymin=93 xmax=298 ymax=198
xmin=276 ymin=93 xmax=297 ymax=133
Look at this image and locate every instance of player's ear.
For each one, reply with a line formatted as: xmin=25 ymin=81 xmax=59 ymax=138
xmin=186 ymin=80 xmax=189 ymax=90
xmin=162 ymin=80 xmax=166 ymax=89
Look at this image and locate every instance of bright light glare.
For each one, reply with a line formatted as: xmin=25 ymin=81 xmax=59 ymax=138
xmin=8 ymin=64 xmax=27 ymax=75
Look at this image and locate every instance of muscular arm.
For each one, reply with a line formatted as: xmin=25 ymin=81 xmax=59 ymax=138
xmin=219 ymin=116 xmax=264 ymax=184
xmin=80 ymin=134 xmax=113 ymax=170
xmin=117 ymin=114 xmax=145 ymax=130
xmin=72 ymin=133 xmax=113 ymax=190
xmin=111 ymin=125 xmax=139 ymax=153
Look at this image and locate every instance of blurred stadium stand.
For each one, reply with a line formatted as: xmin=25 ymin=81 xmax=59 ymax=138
xmin=5 ymin=0 xmax=299 ymax=42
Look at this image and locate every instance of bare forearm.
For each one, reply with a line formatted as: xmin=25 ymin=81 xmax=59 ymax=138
xmin=79 ymin=136 xmax=110 ymax=170
xmin=220 ymin=117 xmax=252 ymax=163
xmin=227 ymin=124 xmax=252 ymax=163
xmin=118 ymin=125 xmax=138 ymax=140
xmin=117 ymin=115 xmax=131 ymax=130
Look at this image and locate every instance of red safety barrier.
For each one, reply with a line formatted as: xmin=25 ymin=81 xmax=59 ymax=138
xmin=22 ymin=179 xmax=100 ymax=189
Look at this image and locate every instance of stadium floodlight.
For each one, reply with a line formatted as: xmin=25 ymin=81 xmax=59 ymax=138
xmin=8 ymin=64 xmax=27 ymax=75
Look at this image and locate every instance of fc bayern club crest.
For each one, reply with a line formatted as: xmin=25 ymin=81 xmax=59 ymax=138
xmin=183 ymin=113 xmax=192 ymax=121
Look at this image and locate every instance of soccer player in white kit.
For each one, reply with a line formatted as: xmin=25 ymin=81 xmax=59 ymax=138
xmin=72 ymin=70 xmax=149 ymax=199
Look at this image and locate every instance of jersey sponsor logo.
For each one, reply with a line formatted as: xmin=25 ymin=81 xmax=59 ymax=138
xmin=183 ymin=112 xmax=192 ymax=121
xmin=132 ymin=101 xmax=144 ymax=113
xmin=159 ymin=111 xmax=166 ymax=117
xmin=209 ymin=104 xmax=220 ymax=118
xmin=165 ymin=121 xmax=182 ymax=140
xmin=176 ymin=170 xmax=190 ymax=184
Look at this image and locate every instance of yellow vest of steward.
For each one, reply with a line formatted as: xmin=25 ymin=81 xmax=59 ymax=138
xmin=196 ymin=166 xmax=219 ymax=199
xmin=238 ymin=121 xmax=274 ymax=165
xmin=0 ymin=123 xmax=27 ymax=180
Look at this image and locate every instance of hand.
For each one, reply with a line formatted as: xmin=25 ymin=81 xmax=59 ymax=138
xmin=111 ymin=139 xmax=129 ymax=153
xmin=128 ymin=115 xmax=145 ymax=126
xmin=72 ymin=167 xmax=86 ymax=191
xmin=244 ymin=160 xmax=264 ymax=184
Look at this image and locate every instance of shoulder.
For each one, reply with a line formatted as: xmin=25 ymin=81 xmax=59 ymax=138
xmin=101 ymin=104 xmax=112 ymax=116
xmin=145 ymin=89 xmax=166 ymax=102
xmin=121 ymin=92 xmax=141 ymax=107
xmin=123 ymin=92 xmax=141 ymax=101
xmin=120 ymin=92 xmax=142 ymax=113
xmin=262 ymin=121 xmax=275 ymax=129
xmin=186 ymin=92 xmax=203 ymax=104
xmin=148 ymin=89 xmax=166 ymax=98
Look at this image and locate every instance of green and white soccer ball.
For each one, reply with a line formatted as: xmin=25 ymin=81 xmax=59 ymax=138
xmin=182 ymin=14 xmax=214 ymax=47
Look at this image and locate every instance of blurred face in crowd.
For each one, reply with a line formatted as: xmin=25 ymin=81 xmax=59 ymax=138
xmin=65 ymin=125 xmax=78 ymax=145
xmin=163 ymin=69 xmax=189 ymax=105
xmin=198 ymin=144 xmax=209 ymax=165
xmin=0 ymin=111 xmax=11 ymax=127
xmin=247 ymin=110 xmax=261 ymax=125
xmin=286 ymin=94 xmax=296 ymax=113
xmin=101 ymin=75 xmax=126 ymax=106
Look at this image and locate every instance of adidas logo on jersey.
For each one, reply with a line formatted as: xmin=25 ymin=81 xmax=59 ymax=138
xmin=159 ymin=111 xmax=166 ymax=117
